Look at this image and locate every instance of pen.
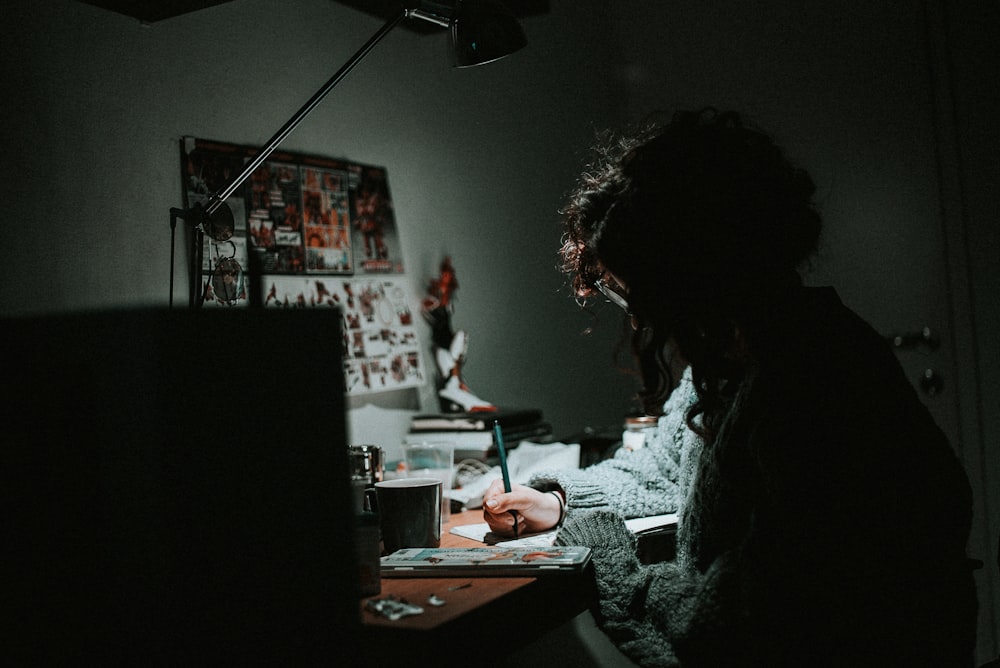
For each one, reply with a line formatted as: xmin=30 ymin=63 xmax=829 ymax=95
xmin=493 ymin=419 xmax=518 ymax=537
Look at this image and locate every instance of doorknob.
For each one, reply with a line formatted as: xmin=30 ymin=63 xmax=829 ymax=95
xmin=920 ymin=368 xmax=944 ymax=396
xmin=887 ymin=326 xmax=940 ymax=351
xmin=885 ymin=327 xmax=944 ymax=397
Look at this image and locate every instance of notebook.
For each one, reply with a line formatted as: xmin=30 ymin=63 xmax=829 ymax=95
xmin=449 ymin=513 xmax=679 ymax=548
xmin=380 ymin=545 xmax=592 ymax=577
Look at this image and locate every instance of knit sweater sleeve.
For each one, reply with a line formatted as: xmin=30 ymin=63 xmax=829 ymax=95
xmin=529 ymin=371 xmax=698 ymax=518
xmin=555 ymin=509 xmax=728 ymax=668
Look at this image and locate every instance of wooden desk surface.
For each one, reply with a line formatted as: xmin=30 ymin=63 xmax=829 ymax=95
xmin=359 ymin=510 xmax=595 ymax=665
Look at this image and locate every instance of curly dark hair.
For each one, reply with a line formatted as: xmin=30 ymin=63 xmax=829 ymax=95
xmin=560 ymin=109 xmax=822 ymax=437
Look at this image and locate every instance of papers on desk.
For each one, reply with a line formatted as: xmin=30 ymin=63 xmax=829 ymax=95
xmin=448 ymin=441 xmax=581 ymax=509
xmin=450 ymin=513 xmax=678 ymax=548
xmin=450 ymin=522 xmax=558 ymax=548
xmin=627 ymin=513 xmax=678 ymax=534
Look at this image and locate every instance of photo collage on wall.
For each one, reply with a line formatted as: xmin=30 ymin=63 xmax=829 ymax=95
xmin=180 ymin=137 xmax=424 ymax=396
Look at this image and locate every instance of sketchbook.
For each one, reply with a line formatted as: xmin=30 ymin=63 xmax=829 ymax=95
xmin=379 ymin=545 xmax=592 ymax=577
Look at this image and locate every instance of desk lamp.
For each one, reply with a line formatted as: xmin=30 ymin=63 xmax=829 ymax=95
xmin=169 ymin=0 xmax=527 ymax=307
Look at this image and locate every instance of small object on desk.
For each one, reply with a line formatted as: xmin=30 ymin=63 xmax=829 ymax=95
xmin=348 ymin=444 xmax=385 ymax=488
xmin=447 ymin=582 xmax=473 ymax=591
xmin=493 ymin=419 xmax=519 ymax=537
xmin=622 ymin=415 xmax=658 ymax=451
xmin=365 ymin=596 xmax=425 ymax=621
xmin=427 ymin=594 xmax=446 ymax=607
xmin=403 ymin=440 xmax=455 ymax=523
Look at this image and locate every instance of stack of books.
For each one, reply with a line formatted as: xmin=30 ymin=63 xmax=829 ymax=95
xmin=405 ymin=408 xmax=552 ymax=462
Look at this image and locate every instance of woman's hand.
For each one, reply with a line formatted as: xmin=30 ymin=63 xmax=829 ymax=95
xmin=481 ymin=479 xmax=563 ymax=537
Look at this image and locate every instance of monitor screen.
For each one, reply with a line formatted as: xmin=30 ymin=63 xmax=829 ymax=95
xmin=4 ymin=308 xmax=358 ymax=663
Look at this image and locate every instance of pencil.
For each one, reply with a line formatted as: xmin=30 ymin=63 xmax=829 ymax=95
xmin=493 ymin=419 xmax=518 ymax=537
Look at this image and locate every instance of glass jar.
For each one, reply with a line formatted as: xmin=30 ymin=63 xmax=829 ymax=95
xmin=622 ymin=415 xmax=658 ymax=451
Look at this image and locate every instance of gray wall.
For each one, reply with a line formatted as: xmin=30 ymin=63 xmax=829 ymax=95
xmin=3 ymin=0 xmax=997 ymax=661
xmin=0 ymin=0 xmax=639 ymax=446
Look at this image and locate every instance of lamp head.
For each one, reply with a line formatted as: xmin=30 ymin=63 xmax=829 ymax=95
xmin=407 ymin=0 xmax=527 ymax=67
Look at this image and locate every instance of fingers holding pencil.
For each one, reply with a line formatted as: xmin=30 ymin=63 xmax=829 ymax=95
xmin=492 ymin=420 xmax=519 ymax=537
xmin=482 ymin=480 xmax=564 ymax=536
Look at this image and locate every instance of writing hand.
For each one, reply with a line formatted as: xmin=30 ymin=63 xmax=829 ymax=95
xmin=481 ymin=480 xmax=564 ymax=537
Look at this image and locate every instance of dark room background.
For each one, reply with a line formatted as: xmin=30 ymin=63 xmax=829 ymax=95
xmin=2 ymin=0 xmax=996 ymax=660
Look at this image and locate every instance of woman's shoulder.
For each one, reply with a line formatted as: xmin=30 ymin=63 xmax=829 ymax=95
xmin=777 ymin=286 xmax=903 ymax=382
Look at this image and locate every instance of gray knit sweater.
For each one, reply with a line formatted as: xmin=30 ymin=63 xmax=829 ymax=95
xmin=537 ymin=367 xmax=712 ymax=668
xmin=529 ymin=368 xmax=702 ymax=522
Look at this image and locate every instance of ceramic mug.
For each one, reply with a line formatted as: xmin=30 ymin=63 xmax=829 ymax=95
xmin=370 ymin=478 xmax=442 ymax=555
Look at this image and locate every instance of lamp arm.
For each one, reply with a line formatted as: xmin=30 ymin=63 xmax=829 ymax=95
xmin=169 ymin=1 xmax=524 ymax=307
xmin=204 ymin=10 xmax=407 ymax=216
xmin=171 ymin=10 xmax=406 ymax=309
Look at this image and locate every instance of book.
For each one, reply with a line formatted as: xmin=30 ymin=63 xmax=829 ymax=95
xmin=409 ymin=408 xmax=544 ymax=432
xmin=379 ymin=545 xmax=592 ymax=577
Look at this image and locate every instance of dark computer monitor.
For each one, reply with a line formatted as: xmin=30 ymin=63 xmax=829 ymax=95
xmin=4 ymin=308 xmax=359 ymax=663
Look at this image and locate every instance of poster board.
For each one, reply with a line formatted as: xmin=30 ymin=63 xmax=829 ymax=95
xmin=180 ymin=137 xmax=424 ymax=396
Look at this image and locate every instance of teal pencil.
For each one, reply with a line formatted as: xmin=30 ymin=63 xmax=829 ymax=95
xmin=493 ymin=419 xmax=518 ymax=537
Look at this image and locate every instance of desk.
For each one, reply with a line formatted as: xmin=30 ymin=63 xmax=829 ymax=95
xmin=359 ymin=510 xmax=595 ymax=666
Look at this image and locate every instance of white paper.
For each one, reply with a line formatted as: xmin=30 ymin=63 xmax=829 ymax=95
xmin=625 ymin=513 xmax=678 ymax=534
xmin=449 ymin=513 xmax=678 ymax=548
xmin=449 ymin=522 xmax=558 ymax=547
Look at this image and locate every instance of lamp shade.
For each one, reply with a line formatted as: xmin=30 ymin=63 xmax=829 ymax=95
xmin=449 ymin=0 xmax=527 ymax=67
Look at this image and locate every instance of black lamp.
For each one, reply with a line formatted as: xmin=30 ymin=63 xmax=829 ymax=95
xmin=169 ymin=0 xmax=526 ymax=307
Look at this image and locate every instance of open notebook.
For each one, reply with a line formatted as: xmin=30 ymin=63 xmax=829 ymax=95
xmin=450 ymin=513 xmax=678 ymax=548
xmin=380 ymin=545 xmax=592 ymax=577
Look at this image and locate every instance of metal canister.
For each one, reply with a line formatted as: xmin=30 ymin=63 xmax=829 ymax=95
xmin=349 ymin=445 xmax=384 ymax=597
xmin=348 ymin=444 xmax=384 ymax=488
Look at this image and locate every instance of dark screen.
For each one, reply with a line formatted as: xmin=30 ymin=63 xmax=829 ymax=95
xmin=3 ymin=308 xmax=358 ymax=663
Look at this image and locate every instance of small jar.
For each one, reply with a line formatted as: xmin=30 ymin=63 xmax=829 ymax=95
xmin=622 ymin=415 xmax=658 ymax=451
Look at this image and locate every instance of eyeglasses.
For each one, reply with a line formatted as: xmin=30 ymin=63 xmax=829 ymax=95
xmin=594 ymin=277 xmax=630 ymax=314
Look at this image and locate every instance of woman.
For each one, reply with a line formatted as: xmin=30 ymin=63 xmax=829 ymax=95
xmin=481 ymin=365 xmax=699 ymax=537
xmin=483 ymin=109 xmax=977 ymax=666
